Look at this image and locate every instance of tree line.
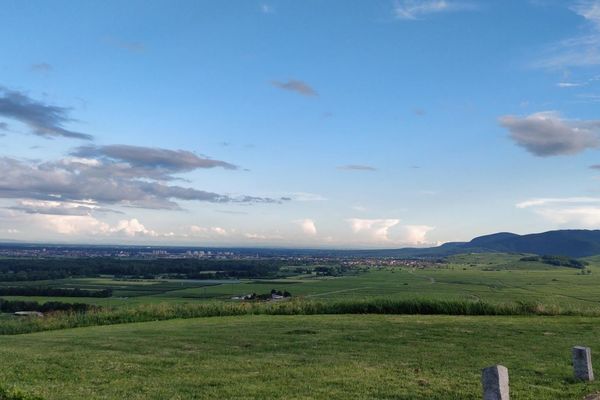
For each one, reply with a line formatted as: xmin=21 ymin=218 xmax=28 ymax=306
xmin=0 ymin=286 xmax=112 ymax=297
xmin=0 ymin=298 xmax=96 ymax=313
xmin=0 ymin=258 xmax=288 ymax=281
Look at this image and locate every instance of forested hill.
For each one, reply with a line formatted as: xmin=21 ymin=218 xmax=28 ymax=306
xmin=356 ymin=229 xmax=600 ymax=258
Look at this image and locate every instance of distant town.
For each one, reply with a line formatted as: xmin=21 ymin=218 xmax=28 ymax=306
xmin=0 ymin=243 xmax=441 ymax=268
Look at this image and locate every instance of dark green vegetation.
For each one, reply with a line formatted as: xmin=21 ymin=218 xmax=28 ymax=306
xmin=0 ymin=258 xmax=314 ymax=281
xmin=0 ymin=298 xmax=93 ymax=314
xmin=0 ymin=298 xmax=592 ymax=335
xmin=1 ymin=315 xmax=600 ymax=399
xmin=521 ymin=255 xmax=588 ymax=269
xmin=0 ymin=287 xmax=111 ymax=297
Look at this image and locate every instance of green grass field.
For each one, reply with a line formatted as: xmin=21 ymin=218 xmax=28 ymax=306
xmin=1 ymin=314 xmax=599 ymax=399
xmin=2 ymin=253 xmax=600 ymax=399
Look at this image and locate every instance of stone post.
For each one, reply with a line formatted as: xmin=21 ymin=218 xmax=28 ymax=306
xmin=573 ymin=346 xmax=594 ymax=381
xmin=482 ymin=364 xmax=509 ymax=400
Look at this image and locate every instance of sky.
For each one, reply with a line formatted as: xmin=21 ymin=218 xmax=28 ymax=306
xmin=1 ymin=0 xmax=600 ymax=248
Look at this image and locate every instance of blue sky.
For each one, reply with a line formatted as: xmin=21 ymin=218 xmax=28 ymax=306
xmin=1 ymin=0 xmax=600 ymax=247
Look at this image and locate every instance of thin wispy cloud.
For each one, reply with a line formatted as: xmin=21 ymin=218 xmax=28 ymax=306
xmin=533 ymin=1 xmax=600 ymax=68
xmin=0 ymin=87 xmax=92 ymax=140
xmin=106 ymin=36 xmax=145 ymax=53
xmin=557 ymin=82 xmax=583 ymax=88
xmin=517 ymin=196 xmax=600 ymax=227
xmin=260 ymin=4 xmax=274 ymax=13
xmin=393 ymin=0 xmax=475 ymax=20
xmin=30 ymin=63 xmax=52 ymax=73
xmin=271 ymin=79 xmax=318 ymax=96
xmin=337 ymin=164 xmax=378 ymax=171
xmin=499 ymin=111 xmax=600 ymax=156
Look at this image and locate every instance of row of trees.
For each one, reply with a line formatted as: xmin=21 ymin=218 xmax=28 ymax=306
xmin=0 ymin=287 xmax=112 ymax=297
xmin=0 ymin=299 xmax=96 ymax=313
xmin=0 ymin=258 xmax=287 ymax=281
xmin=520 ymin=255 xmax=588 ymax=269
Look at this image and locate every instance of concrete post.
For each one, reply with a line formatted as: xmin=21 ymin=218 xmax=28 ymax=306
xmin=482 ymin=364 xmax=509 ymax=400
xmin=573 ymin=346 xmax=594 ymax=381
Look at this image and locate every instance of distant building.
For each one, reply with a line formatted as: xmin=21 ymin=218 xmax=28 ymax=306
xmin=14 ymin=311 xmax=43 ymax=317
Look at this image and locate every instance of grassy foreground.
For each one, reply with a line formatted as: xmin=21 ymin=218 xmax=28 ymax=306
xmin=0 ymin=314 xmax=599 ymax=399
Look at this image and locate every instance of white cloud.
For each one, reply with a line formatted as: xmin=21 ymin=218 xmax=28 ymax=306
xmin=187 ymin=225 xmax=228 ymax=237
xmin=557 ymin=82 xmax=583 ymax=88
xmin=533 ymin=1 xmax=600 ymax=68
xmin=536 ymin=207 xmax=600 ymax=226
xmin=517 ymin=196 xmax=600 ymax=228
xmin=393 ymin=0 xmax=474 ymax=20
xmin=111 ymin=218 xmax=158 ymax=237
xmin=572 ymin=0 xmax=600 ymax=28
xmin=516 ymin=197 xmax=600 ymax=208
xmin=287 ymin=192 xmax=327 ymax=202
xmin=295 ymin=219 xmax=317 ymax=236
xmin=347 ymin=218 xmax=434 ymax=245
xmin=348 ymin=218 xmax=401 ymax=241
xmin=35 ymin=215 xmax=110 ymax=235
xmin=211 ymin=227 xmax=228 ymax=236
xmin=402 ymin=224 xmax=436 ymax=244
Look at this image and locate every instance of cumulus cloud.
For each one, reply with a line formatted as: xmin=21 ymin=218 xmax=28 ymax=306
xmin=271 ymin=79 xmax=318 ymax=96
xmin=295 ymin=219 xmax=317 ymax=236
xmin=499 ymin=111 xmax=600 ymax=156
xmin=31 ymin=214 xmax=159 ymax=237
xmin=393 ymin=0 xmax=475 ymax=20
xmin=337 ymin=164 xmax=377 ymax=171
xmin=111 ymin=218 xmax=158 ymax=237
xmin=37 ymin=214 xmax=111 ymax=235
xmin=348 ymin=218 xmax=401 ymax=241
xmin=517 ymin=196 xmax=600 ymax=227
xmin=347 ymin=218 xmax=434 ymax=245
xmin=402 ymin=225 xmax=436 ymax=244
xmin=0 ymin=87 xmax=92 ymax=140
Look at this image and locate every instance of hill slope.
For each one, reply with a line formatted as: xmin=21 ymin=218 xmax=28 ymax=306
xmin=353 ymin=230 xmax=600 ymax=258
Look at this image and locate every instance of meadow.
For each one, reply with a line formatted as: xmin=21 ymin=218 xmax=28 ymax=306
xmin=1 ymin=314 xmax=600 ymax=399
xmin=1 ymin=253 xmax=600 ymax=399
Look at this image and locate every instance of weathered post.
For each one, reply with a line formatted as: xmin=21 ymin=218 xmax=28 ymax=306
xmin=573 ymin=346 xmax=594 ymax=381
xmin=482 ymin=364 xmax=509 ymax=400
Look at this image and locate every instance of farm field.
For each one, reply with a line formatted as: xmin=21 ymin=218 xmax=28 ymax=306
xmin=1 ymin=314 xmax=599 ymax=399
xmin=2 ymin=253 xmax=600 ymax=310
